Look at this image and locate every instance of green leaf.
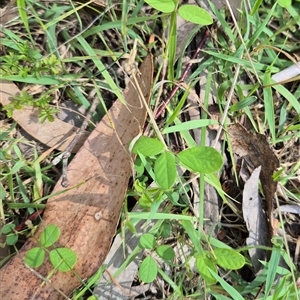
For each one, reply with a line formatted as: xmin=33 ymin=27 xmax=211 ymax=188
xmin=76 ymin=36 xmax=125 ymax=105
xmin=229 ymin=96 xmax=257 ymax=112
xmin=161 ymin=222 xmax=171 ymax=238
xmin=138 ymin=256 xmax=157 ymax=283
xmin=178 ymin=5 xmax=213 ymax=25
xmin=0 ymin=183 xmax=6 ymax=200
xmin=196 ymin=252 xmax=217 ymax=285
xmin=1 ymin=223 xmax=15 ymax=234
xmin=144 ymin=0 xmax=175 ymax=13
xmin=277 ymin=0 xmax=291 ymax=7
xmin=177 ymin=146 xmax=223 ymax=173
xmin=265 ymin=237 xmax=283 ymax=296
xmin=208 ymin=268 xmax=245 ymax=300
xmin=214 ymin=248 xmax=245 ymax=270
xmin=49 ymin=247 xmax=77 ymax=272
xmin=181 ymin=220 xmax=202 ymax=253
xmin=139 ymin=193 xmax=153 ymax=208
xmin=6 ymin=233 xmax=18 ymax=245
xmin=25 ymin=247 xmax=45 ymax=268
xmin=251 ymin=0 xmax=264 ymax=15
xmin=154 ymin=152 xmax=176 ymax=190
xmin=40 ymin=224 xmax=60 ymax=247
xmin=156 ymin=245 xmax=175 ymax=261
xmin=139 ymin=233 xmax=156 ymax=249
xmin=134 ymin=156 xmax=145 ymax=175
xmin=163 ymin=119 xmax=218 ymax=134
xmin=10 ymin=160 xmax=25 ymax=174
xmin=131 ymin=136 xmax=164 ymax=157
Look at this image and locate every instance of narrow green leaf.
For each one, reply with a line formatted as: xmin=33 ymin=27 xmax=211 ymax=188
xmin=214 ymin=248 xmax=245 ymax=270
xmin=10 ymin=161 xmax=25 ymax=174
xmin=138 ymin=256 xmax=157 ymax=283
xmin=181 ymin=220 xmax=202 ymax=254
xmin=40 ymin=224 xmax=60 ymax=247
xmin=265 ymin=237 xmax=282 ymax=296
xmin=208 ymin=268 xmax=245 ymax=300
xmin=25 ymin=247 xmax=45 ymax=268
xmin=178 ymin=5 xmax=213 ymax=25
xmin=162 ymin=119 xmax=218 ymax=134
xmin=230 ymin=96 xmax=257 ymax=112
xmin=132 ymin=136 xmax=164 ymax=156
xmin=263 ymin=72 xmax=276 ymax=142
xmin=272 ymin=83 xmax=300 ymax=115
xmin=16 ymin=0 xmax=32 ymax=42
xmin=251 ymin=0 xmax=264 ymax=15
xmin=139 ymin=233 xmax=156 ymax=249
xmin=154 ymin=152 xmax=176 ymax=190
xmin=247 ymin=4 xmax=277 ymax=48
xmin=76 ymin=36 xmax=125 ymax=105
xmin=177 ymin=146 xmax=223 ymax=173
xmin=129 ymin=212 xmax=197 ymax=221
xmin=0 ymin=74 xmax=69 ymax=85
xmin=144 ymin=0 xmax=175 ymax=13
xmin=277 ymin=0 xmax=291 ymax=7
xmin=49 ymin=247 xmax=77 ymax=272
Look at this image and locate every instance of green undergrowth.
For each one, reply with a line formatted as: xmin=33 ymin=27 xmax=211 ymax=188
xmin=0 ymin=0 xmax=300 ymax=299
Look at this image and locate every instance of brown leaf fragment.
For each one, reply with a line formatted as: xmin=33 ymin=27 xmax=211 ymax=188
xmin=0 ymin=80 xmax=89 ymax=152
xmin=0 ymin=54 xmax=153 ymax=299
xmin=227 ymin=123 xmax=280 ymax=242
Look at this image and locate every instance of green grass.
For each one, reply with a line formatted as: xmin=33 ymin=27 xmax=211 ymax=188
xmin=1 ymin=0 xmax=300 ymax=299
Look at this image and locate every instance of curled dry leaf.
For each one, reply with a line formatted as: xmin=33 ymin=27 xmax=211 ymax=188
xmin=0 ymin=54 xmax=153 ymax=299
xmin=0 ymin=80 xmax=89 ymax=152
xmin=227 ymin=124 xmax=280 ymax=242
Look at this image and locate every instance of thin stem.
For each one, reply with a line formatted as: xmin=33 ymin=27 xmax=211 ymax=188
xmin=155 ymin=29 xmax=210 ymax=119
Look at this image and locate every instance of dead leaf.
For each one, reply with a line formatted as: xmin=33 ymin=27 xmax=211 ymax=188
xmin=0 ymin=81 xmax=89 ymax=152
xmin=0 ymin=54 xmax=153 ymax=299
xmin=242 ymin=166 xmax=268 ymax=273
xmin=228 ymin=123 xmax=280 ymax=242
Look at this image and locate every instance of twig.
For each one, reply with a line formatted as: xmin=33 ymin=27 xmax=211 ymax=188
xmin=155 ymin=29 xmax=210 ymax=119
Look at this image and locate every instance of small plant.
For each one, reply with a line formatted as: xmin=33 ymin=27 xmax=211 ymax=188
xmin=138 ymin=231 xmax=245 ymax=284
xmin=25 ymin=224 xmax=77 ymax=272
xmin=0 ymin=223 xmax=18 ymax=246
xmin=0 ymin=39 xmax=62 ymax=122
xmin=130 ymin=137 xmax=240 ymax=289
xmin=131 ymin=136 xmax=222 ymax=194
xmin=144 ymin=0 xmax=213 ymax=25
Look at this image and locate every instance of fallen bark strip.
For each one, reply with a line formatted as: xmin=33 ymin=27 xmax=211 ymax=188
xmin=0 ymin=54 xmax=153 ymax=300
